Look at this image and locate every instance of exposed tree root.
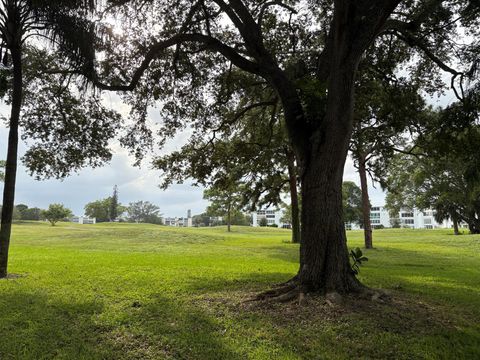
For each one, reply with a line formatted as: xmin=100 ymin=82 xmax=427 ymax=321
xmin=253 ymin=284 xmax=297 ymax=301
xmin=274 ymin=287 xmax=302 ymax=303
xmin=274 ymin=274 xmax=299 ymax=287
xmin=248 ymin=278 xmax=390 ymax=306
xmin=247 ymin=279 xmax=307 ymax=304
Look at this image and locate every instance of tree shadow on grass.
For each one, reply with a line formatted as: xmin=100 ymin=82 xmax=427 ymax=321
xmin=229 ymin=290 xmax=480 ymax=359
xmin=113 ymin=294 xmax=246 ymax=360
xmin=182 ymin=271 xmax=294 ymax=294
xmin=0 ymin=291 xmax=110 ymax=359
xmin=261 ymin=245 xmax=299 ymax=264
xmin=12 ymin=221 xmax=46 ymax=226
xmin=1 ymin=271 xmax=479 ymax=359
xmin=139 ymin=269 xmax=480 ymax=358
xmin=0 ymin=289 xmax=249 ymax=359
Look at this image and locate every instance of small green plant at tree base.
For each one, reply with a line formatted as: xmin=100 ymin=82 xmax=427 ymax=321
xmin=350 ymin=247 xmax=368 ymax=275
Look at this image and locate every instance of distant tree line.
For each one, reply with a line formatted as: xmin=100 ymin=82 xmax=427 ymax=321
xmin=83 ymin=186 xmax=163 ymax=225
xmin=0 ymin=204 xmax=43 ymax=221
xmin=0 ymin=203 xmax=72 ymax=226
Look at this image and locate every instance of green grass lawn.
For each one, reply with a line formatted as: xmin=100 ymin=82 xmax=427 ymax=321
xmin=0 ymin=222 xmax=479 ymax=359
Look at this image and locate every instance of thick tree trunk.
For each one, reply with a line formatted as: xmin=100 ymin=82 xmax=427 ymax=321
xmin=297 ymin=59 xmax=365 ymax=293
xmin=299 ymin=162 xmax=361 ymax=293
xmin=259 ymin=1 xmax=401 ymax=297
xmin=466 ymin=211 xmax=480 ymax=234
xmin=286 ymin=149 xmax=300 ymax=244
xmin=358 ymin=156 xmax=373 ymax=249
xmin=468 ymin=221 xmax=480 ymax=234
xmin=0 ymin=47 xmax=23 ymax=278
xmin=294 ymin=1 xmax=402 ymax=294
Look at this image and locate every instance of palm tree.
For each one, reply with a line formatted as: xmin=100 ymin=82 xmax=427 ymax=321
xmin=0 ymin=0 xmax=97 ymax=278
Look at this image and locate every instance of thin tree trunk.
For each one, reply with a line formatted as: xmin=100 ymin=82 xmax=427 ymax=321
xmin=0 ymin=46 xmax=23 ymax=278
xmin=452 ymin=216 xmax=459 ymax=236
xmin=227 ymin=203 xmax=231 ymax=232
xmin=358 ymin=155 xmax=373 ymax=249
xmin=286 ymin=148 xmax=300 ymax=244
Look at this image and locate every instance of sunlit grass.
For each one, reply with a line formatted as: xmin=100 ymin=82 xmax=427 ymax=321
xmin=0 ymin=222 xmax=479 ymax=359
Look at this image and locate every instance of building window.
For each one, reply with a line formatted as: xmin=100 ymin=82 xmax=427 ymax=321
xmin=401 ymin=212 xmax=414 ymax=218
xmin=424 ymin=218 xmax=432 ymax=225
xmin=370 ymin=213 xmax=380 ymax=219
xmin=371 ymin=207 xmax=380 ymax=211
xmin=371 ymin=219 xmax=380 ymax=224
xmin=404 ymin=219 xmax=415 ymax=224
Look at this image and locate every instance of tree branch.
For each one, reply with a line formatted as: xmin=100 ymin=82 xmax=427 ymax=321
xmin=92 ymin=32 xmax=263 ymax=91
xmin=257 ymin=1 xmax=297 ymax=28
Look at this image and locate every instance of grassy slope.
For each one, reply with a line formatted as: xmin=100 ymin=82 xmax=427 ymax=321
xmin=0 ymin=222 xmax=478 ymax=359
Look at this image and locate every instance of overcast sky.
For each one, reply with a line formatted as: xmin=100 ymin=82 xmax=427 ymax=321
xmin=0 ymin=85 xmax=456 ymax=217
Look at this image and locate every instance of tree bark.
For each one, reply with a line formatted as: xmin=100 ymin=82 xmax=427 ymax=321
xmin=297 ymin=62 xmax=364 ymax=293
xmin=452 ymin=216 xmax=459 ymax=236
xmin=358 ymin=155 xmax=373 ymax=249
xmin=0 ymin=46 xmax=23 ymax=278
xmin=286 ymin=148 xmax=300 ymax=244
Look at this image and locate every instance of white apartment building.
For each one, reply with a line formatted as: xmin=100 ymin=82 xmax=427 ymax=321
xmin=251 ymin=209 xmax=285 ymax=227
xmin=164 ymin=217 xmax=192 ymax=227
xmin=346 ymin=205 xmax=463 ymax=230
xmin=369 ymin=206 xmax=391 ymax=228
xmin=164 ymin=210 xmax=193 ymax=227
xmin=71 ymin=216 xmax=96 ymax=224
xmin=385 ymin=207 xmax=445 ymax=229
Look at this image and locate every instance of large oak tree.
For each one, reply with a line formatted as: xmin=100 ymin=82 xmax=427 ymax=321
xmin=72 ymin=0 xmax=479 ymax=298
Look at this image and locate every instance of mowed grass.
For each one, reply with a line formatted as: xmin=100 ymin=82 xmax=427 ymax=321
xmin=0 ymin=222 xmax=479 ymax=359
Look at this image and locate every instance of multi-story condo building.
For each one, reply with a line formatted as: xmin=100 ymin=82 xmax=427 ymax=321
xmin=251 ymin=209 xmax=285 ymax=227
xmin=346 ymin=206 xmax=462 ymax=230
xmin=71 ymin=216 xmax=96 ymax=224
xmin=164 ymin=210 xmax=193 ymax=227
xmin=369 ymin=206 xmax=391 ymax=228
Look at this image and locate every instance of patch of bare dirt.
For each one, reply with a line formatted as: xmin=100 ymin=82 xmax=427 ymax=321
xmin=200 ymin=289 xmax=457 ymax=337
